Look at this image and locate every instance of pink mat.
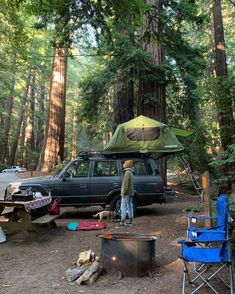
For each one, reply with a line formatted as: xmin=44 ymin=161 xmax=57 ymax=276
xmin=78 ymin=221 xmax=106 ymax=230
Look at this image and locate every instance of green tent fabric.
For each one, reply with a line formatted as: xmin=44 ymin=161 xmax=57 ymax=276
xmin=170 ymin=127 xmax=194 ymax=138
xmin=103 ymin=115 xmax=184 ymax=154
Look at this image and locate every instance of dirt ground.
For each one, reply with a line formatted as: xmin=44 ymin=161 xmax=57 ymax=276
xmin=0 ymin=182 xmax=220 ymax=294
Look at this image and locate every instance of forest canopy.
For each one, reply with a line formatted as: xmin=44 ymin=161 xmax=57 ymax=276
xmin=0 ymin=0 xmax=234 ymax=191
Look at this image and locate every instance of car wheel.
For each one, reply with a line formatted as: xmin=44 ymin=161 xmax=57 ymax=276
xmin=110 ymin=194 xmax=137 ymax=216
xmin=110 ymin=194 xmax=121 ymax=215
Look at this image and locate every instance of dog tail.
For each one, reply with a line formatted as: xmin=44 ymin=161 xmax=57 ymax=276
xmin=93 ymin=213 xmax=99 ymax=218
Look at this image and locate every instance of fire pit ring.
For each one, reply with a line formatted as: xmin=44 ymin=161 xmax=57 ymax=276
xmin=100 ymin=233 xmax=156 ymax=277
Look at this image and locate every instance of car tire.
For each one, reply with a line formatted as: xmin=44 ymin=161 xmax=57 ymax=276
xmin=110 ymin=194 xmax=137 ymax=216
xmin=110 ymin=194 xmax=121 ymax=214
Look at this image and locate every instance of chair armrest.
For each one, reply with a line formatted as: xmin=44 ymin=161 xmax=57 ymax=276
xmin=187 ymin=215 xmax=218 ymax=221
xmin=187 ymin=215 xmax=218 ymax=226
xmin=178 ymin=238 xmax=228 ymax=245
xmin=187 ymin=228 xmax=226 ymax=234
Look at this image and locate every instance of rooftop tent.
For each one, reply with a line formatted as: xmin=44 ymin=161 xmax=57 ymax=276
xmin=103 ymin=115 xmax=184 ymax=154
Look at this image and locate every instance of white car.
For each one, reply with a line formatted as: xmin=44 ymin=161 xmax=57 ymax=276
xmin=2 ymin=166 xmax=27 ymax=173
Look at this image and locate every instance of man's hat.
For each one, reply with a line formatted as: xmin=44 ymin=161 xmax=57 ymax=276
xmin=124 ymin=160 xmax=133 ymax=168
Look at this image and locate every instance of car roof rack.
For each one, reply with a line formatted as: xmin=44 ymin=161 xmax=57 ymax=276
xmin=77 ymin=150 xmax=104 ymax=159
xmin=103 ymin=152 xmax=152 ymax=158
xmin=77 ymin=150 xmax=152 ymax=159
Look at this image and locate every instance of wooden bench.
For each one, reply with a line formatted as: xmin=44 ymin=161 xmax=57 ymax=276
xmin=31 ymin=213 xmax=63 ymax=230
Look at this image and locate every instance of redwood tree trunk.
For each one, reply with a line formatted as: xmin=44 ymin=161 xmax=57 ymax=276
xmin=37 ymin=47 xmax=68 ymax=172
xmin=24 ymin=69 xmax=36 ymax=166
xmin=114 ymin=77 xmax=134 ymax=125
xmin=114 ymin=29 xmax=135 ymax=125
xmin=0 ymin=56 xmax=16 ymax=163
xmin=8 ymin=70 xmax=31 ymax=165
xmin=213 ymin=0 xmax=235 ymax=149
xmin=139 ymin=0 xmax=167 ymax=183
xmin=36 ymin=84 xmax=46 ymax=152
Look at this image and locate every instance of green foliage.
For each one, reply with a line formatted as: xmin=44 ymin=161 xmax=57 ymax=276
xmin=0 ymin=163 xmax=7 ymax=172
xmin=209 ymin=143 xmax=235 ymax=186
xmin=53 ymin=163 xmax=64 ymax=175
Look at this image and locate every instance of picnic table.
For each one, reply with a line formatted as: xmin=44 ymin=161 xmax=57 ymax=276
xmin=0 ymin=196 xmax=61 ymax=234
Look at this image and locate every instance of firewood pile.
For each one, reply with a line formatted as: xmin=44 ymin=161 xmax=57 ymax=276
xmin=65 ymin=249 xmax=103 ymax=286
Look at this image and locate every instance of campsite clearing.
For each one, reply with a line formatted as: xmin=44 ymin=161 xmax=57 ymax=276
xmin=0 ymin=184 xmax=203 ymax=294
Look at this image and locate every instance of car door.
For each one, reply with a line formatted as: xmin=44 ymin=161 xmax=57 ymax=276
xmin=8 ymin=166 xmax=14 ymax=173
xmin=89 ymin=159 xmax=120 ymax=204
xmin=132 ymin=159 xmax=163 ymax=204
xmin=59 ymin=160 xmax=91 ymax=205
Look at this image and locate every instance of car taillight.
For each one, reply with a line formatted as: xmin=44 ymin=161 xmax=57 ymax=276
xmin=155 ymin=188 xmax=163 ymax=193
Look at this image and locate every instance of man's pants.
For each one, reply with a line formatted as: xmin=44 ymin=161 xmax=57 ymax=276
xmin=120 ymin=196 xmax=133 ymax=222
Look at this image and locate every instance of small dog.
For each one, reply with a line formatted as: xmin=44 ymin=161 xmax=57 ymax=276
xmin=93 ymin=210 xmax=118 ymax=222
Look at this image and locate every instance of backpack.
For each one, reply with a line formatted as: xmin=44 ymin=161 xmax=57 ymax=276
xmin=49 ymin=198 xmax=60 ymax=215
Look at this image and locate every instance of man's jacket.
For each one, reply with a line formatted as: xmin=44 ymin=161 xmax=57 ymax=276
xmin=121 ymin=168 xmax=134 ymax=197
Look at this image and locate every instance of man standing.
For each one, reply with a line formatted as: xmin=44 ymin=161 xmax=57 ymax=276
xmin=116 ymin=160 xmax=134 ymax=228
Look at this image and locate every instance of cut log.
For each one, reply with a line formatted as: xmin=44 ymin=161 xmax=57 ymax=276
xmin=85 ymin=268 xmax=103 ymax=285
xmin=76 ymin=260 xmax=100 ymax=285
xmin=77 ymin=249 xmax=92 ymax=266
xmin=65 ymin=264 xmax=89 ymax=282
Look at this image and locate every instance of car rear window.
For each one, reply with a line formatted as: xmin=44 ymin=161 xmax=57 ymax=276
xmin=133 ymin=161 xmax=152 ymax=175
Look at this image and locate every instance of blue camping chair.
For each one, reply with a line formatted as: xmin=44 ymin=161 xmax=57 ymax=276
xmin=178 ymin=239 xmax=234 ymax=293
xmin=187 ymin=195 xmax=229 ymax=242
xmin=178 ymin=195 xmax=234 ymax=293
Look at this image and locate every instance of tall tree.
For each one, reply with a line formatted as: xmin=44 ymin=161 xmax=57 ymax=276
xmin=8 ymin=70 xmax=31 ymax=165
xmin=138 ymin=0 xmax=167 ymax=182
xmin=24 ymin=68 xmax=36 ymax=166
xmin=213 ymin=0 xmax=235 ymax=150
xmin=139 ymin=0 xmax=166 ymax=122
xmin=0 ymin=55 xmax=16 ymax=163
xmin=38 ymin=47 xmax=68 ymax=171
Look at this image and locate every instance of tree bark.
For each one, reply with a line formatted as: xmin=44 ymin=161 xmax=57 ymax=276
xmin=139 ymin=0 xmax=167 ymax=183
xmin=0 ymin=56 xmax=16 ymax=163
xmin=114 ymin=30 xmax=135 ymax=125
xmin=37 ymin=47 xmax=68 ymax=172
xmin=35 ymin=84 xmax=46 ymax=152
xmin=25 ymin=68 xmax=36 ymax=152
xmin=212 ymin=0 xmax=235 ymax=192
xmin=8 ymin=70 xmax=31 ymax=165
xmin=213 ymin=0 xmax=235 ymax=149
xmin=23 ymin=68 xmax=36 ymax=167
xmin=114 ymin=77 xmax=134 ymax=125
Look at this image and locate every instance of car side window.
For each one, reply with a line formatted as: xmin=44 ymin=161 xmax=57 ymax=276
xmin=66 ymin=161 xmax=90 ymax=177
xmin=93 ymin=161 xmax=118 ymax=177
xmin=133 ymin=161 xmax=152 ymax=175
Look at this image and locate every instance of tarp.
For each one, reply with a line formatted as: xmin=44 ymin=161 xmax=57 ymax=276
xmin=170 ymin=127 xmax=194 ymax=138
xmin=103 ymin=115 xmax=184 ymax=154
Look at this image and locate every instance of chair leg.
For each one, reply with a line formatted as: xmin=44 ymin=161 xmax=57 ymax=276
xmin=229 ymin=263 xmax=234 ymax=294
xmin=182 ymin=267 xmax=186 ymax=294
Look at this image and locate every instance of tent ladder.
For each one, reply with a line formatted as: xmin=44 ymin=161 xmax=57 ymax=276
xmin=179 ymin=155 xmax=204 ymax=202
